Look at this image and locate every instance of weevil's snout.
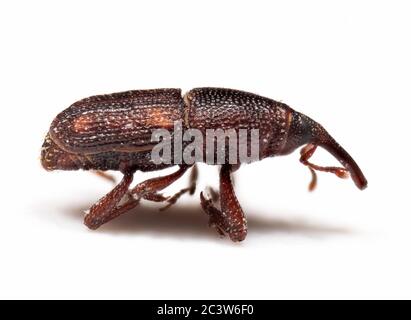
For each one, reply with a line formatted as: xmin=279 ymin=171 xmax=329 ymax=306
xmin=41 ymin=133 xmax=80 ymax=171
xmin=280 ymin=111 xmax=367 ymax=190
xmin=318 ymin=137 xmax=368 ymax=190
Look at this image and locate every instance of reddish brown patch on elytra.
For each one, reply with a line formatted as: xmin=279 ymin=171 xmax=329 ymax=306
xmin=73 ymin=115 xmax=95 ymax=133
xmin=143 ymin=108 xmax=175 ymax=128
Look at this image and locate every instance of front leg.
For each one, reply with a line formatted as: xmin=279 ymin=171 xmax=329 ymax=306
xmin=200 ymin=165 xmax=247 ymax=242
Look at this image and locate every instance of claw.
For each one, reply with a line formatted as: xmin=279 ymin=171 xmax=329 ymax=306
xmin=200 ymin=192 xmax=227 ymax=237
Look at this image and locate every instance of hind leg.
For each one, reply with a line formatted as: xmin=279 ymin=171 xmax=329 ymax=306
xmin=91 ymin=170 xmax=117 ymax=184
xmin=84 ymin=165 xmax=192 ymax=229
xmin=84 ymin=171 xmax=139 ymax=229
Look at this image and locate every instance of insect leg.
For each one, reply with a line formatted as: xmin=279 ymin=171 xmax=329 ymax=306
xmin=200 ymin=165 xmax=247 ymax=242
xmin=84 ymin=171 xmax=139 ymax=229
xmin=91 ymin=170 xmax=117 ymax=184
xmin=130 ymin=165 xmax=192 ymax=203
xmin=160 ymin=164 xmax=198 ymax=211
xmin=208 ymin=186 xmax=220 ymax=202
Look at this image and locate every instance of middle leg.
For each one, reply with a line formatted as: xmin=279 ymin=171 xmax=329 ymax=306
xmin=160 ymin=164 xmax=198 ymax=211
xmin=130 ymin=164 xmax=193 ymax=202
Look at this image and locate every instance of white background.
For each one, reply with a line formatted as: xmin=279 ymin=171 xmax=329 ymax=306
xmin=0 ymin=0 xmax=410 ymax=299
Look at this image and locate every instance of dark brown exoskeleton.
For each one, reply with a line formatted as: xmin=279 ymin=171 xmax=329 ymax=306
xmin=41 ymin=88 xmax=367 ymax=242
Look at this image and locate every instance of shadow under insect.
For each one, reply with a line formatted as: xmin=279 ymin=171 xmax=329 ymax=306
xmin=61 ymin=201 xmax=351 ymax=241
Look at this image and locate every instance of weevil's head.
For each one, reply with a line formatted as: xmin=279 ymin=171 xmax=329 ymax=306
xmin=41 ymin=133 xmax=82 ymax=171
xmin=280 ymin=111 xmax=315 ymax=156
xmin=280 ymin=111 xmax=368 ymax=190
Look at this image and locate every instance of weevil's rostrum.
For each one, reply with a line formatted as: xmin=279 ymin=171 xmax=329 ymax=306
xmin=41 ymin=87 xmax=367 ymax=242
